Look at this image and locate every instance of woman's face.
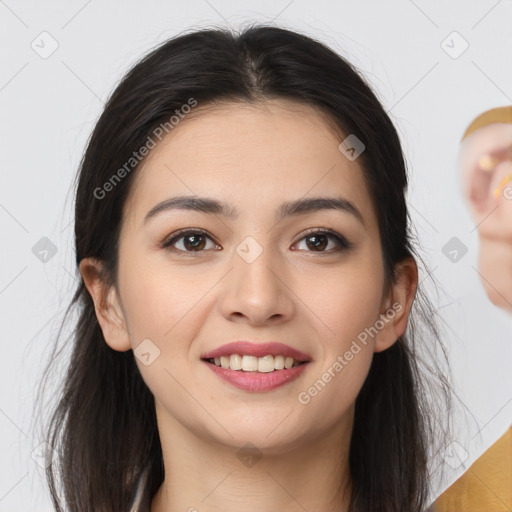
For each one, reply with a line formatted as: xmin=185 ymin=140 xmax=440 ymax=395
xmin=458 ymin=124 xmax=512 ymax=312
xmin=84 ymin=99 xmax=412 ymax=453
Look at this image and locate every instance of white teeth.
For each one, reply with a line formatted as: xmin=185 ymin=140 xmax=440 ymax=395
xmin=229 ymin=354 xmax=242 ymax=370
xmin=209 ymin=354 xmax=304 ymax=372
xmin=258 ymin=355 xmax=275 ymax=373
xmin=241 ymin=355 xmax=258 ymax=372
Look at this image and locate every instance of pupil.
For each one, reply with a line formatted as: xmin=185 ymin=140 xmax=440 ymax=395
xmin=307 ymin=234 xmax=327 ymax=251
xmin=185 ymin=234 xmax=205 ymax=251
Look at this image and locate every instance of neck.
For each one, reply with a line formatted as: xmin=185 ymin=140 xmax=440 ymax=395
xmin=150 ymin=400 xmax=354 ymax=512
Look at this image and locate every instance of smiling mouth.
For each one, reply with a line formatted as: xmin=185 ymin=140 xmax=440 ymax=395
xmin=203 ymin=355 xmax=306 ymax=373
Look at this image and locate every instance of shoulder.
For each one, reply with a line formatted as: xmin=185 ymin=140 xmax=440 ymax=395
xmin=433 ymin=426 xmax=512 ymax=511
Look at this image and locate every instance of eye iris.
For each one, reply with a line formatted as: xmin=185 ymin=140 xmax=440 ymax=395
xmin=306 ymin=234 xmax=328 ymax=251
xmin=184 ymin=234 xmax=206 ymax=251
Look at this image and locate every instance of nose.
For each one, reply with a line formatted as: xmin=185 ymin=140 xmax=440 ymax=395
xmin=218 ymin=245 xmax=295 ymax=326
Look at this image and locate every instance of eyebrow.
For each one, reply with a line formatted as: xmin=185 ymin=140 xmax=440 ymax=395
xmin=143 ymin=195 xmax=365 ymax=228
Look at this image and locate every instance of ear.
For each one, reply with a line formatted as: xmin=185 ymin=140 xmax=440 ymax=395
xmin=458 ymin=129 xmax=512 ymax=241
xmin=79 ymin=257 xmax=132 ymax=352
xmin=466 ymin=149 xmax=512 ymax=235
xmin=374 ymin=257 xmax=418 ymax=353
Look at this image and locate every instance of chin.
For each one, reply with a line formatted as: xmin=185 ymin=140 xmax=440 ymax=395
xmin=201 ymin=410 xmax=316 ymax=455
xmin=219 ymin=430 xmax=312 ymax=457
xmin=482 ymin=282 xmax=512 ymax=314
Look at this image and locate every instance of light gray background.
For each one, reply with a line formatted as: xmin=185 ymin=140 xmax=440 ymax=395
xmin=1 ymin=1 xmax=512 ymax=510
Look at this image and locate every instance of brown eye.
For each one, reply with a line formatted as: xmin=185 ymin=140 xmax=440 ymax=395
xmin=293 ymin=229 xmax=352 ymax=253
xmin=161 ymin=229 xmax=220 ymax=253
xmin=304 ymin=233 xmax=329 ymax=251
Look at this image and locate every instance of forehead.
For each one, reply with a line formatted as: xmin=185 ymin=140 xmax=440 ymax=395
xmin=122 ymin=99 xmax=376 ymax=228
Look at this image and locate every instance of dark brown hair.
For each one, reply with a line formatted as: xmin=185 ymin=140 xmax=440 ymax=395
xmin=36 ymin=24 xmax=452 ymax=512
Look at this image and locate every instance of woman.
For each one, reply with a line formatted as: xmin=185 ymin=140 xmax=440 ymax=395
xmin=457 ymin=106 xmax=512 ymax=314
xmin=434 ymin=106 xmax=512 ymax=510
xmin=36 ymin=25 xmax=451 ymax=512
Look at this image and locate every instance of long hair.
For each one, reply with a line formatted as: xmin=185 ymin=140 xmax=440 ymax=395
xmin=35 ymin=24 xmax=452 ymax=512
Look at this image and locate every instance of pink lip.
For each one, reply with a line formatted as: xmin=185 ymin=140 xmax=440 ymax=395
xmin=204 ymin=360 xmax=310 ymax=392
xmin=200 ymin=341 xmax=312 ymax=362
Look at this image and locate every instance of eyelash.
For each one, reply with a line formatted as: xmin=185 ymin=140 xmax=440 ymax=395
xmin=160 ymin=227 xmax=353 ymax=255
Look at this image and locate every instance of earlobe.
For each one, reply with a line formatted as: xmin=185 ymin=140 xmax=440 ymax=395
xmin=78 ymin=257 xmax=132 ymax=352
xmin=374 ymin=258 xmax=418 ymax=353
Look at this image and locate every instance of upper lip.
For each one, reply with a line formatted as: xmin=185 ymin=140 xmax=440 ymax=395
xmin=201 ymin=341 xmax=312 ymax=362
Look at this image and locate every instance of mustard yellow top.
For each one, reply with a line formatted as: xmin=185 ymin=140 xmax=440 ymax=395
xmin=433 ymin=426 xmax=512 ymax=511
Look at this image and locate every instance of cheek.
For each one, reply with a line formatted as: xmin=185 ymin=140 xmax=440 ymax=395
xmin=119 ymin=253 xmax=212 ymax=425
xmin=118 ymin=249 xmax=215 ymax=344
xmin=294 ymin=254 xmax=384 ymax=349
xmin=295 ymin=271 xmax=380 ymax=423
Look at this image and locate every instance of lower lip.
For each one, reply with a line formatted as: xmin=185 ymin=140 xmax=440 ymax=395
xmin=203 ymin=360 xmax=310 ymax=392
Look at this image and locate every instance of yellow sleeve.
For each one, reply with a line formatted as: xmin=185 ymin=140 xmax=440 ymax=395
xmin=433 ymin=426 xmax=512 ymax=511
